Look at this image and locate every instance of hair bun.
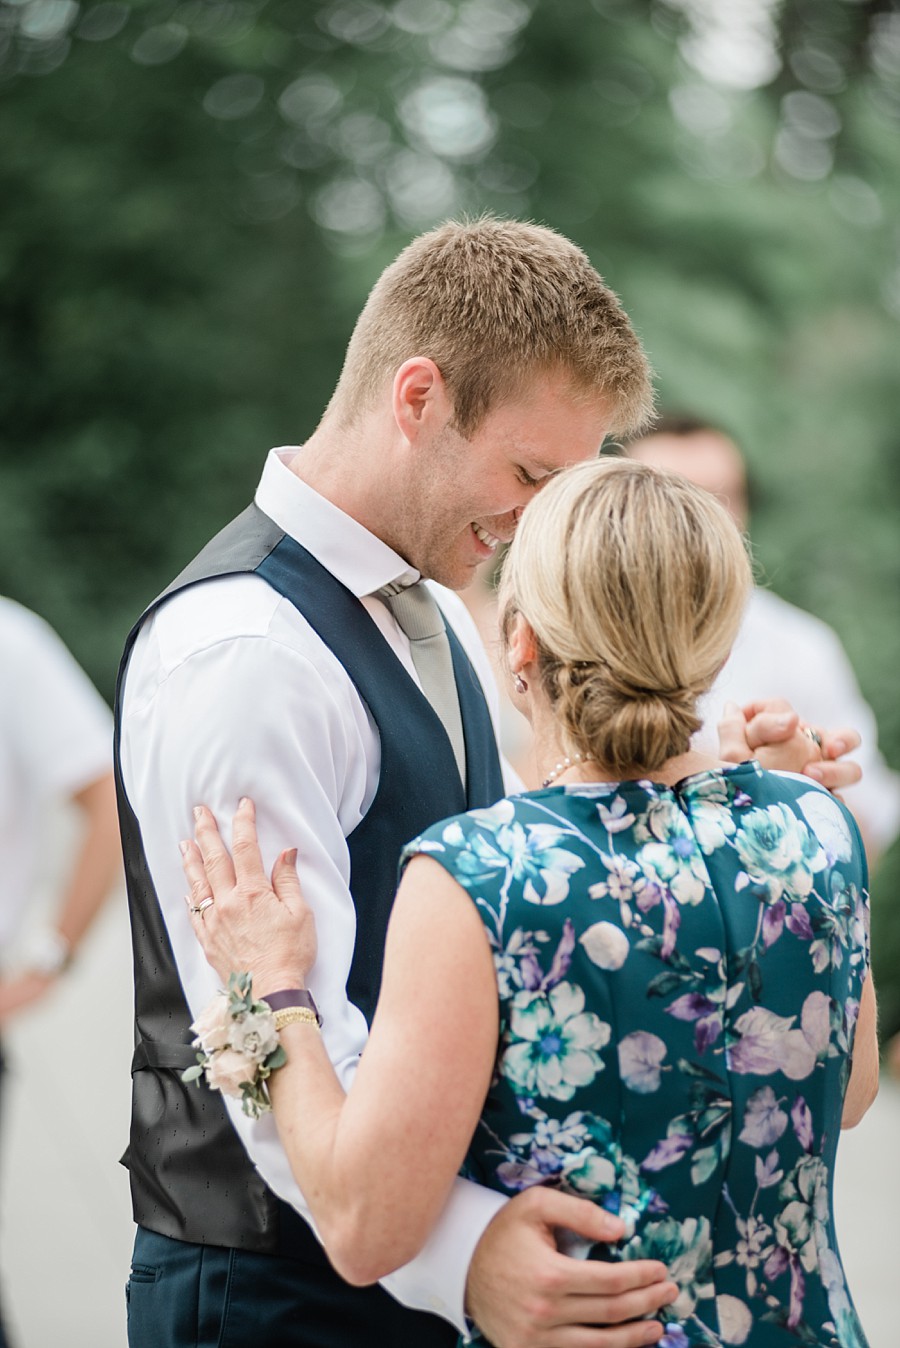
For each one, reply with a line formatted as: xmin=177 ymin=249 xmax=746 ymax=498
xmin=498 ymin=458 xmax=752 ymax=777
xmin=551 ymin=660 xmax=702 ymax=776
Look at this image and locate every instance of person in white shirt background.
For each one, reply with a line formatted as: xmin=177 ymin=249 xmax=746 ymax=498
xmin=623 ymin=414 xmax=900 ymax=868
xmin=624 ymin=415 xmax=900 ymax=1086
xmin=0 ymin=596 xmax=121 ymax=1348
xmin=118 ymin=219 xmax=864 ymax=1348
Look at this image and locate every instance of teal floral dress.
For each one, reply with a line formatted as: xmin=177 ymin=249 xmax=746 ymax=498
xmin=402 ymin=762 xmax=870 ymax=1348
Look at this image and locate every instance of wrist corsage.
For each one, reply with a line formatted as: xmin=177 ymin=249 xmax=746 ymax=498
xmin=182 ymin=972 xmax=286 ymax=1119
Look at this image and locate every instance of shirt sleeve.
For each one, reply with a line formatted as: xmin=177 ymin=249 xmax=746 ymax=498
xmin=120 ymin=600 xmax=505 ymax=1333
xmin=1 ymin=600 xmax=112 ymax=798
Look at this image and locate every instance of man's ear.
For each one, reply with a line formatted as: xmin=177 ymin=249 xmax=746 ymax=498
xmin=392 ymin=357 xmax=451 ymax=442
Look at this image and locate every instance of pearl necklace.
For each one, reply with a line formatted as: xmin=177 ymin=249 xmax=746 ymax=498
xmin=540 ymin=753 xmax=585 ymax=788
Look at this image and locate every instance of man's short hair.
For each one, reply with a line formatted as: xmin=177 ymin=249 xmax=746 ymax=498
xmin=325 ymin=216 xmax=654 ymax=437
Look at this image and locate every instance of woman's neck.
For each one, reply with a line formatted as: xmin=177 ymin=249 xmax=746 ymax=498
xmin=535 ymin=744 xmax=734 ymax=790
xmin=528 ymin=698 xmax=738 ymax=790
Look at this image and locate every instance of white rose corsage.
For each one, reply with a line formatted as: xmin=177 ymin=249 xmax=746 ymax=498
xmin=182 ymin=972 xmax=286 ymax=1119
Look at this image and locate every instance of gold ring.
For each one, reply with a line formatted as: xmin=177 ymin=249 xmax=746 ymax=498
xmin=190 ymin=896 xmax=215 ymax=916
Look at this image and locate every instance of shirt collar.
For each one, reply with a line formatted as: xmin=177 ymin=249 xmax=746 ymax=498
xmin=254 ymin=448 xmax=420 ymax=598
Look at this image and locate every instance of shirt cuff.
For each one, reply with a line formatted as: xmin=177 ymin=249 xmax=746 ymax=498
xmin=379 ymin=1177 xmax=508 ymax=1335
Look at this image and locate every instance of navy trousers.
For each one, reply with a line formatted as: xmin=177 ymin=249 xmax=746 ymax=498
xmin=127 ymin=1225 xmax=459 ymax=1348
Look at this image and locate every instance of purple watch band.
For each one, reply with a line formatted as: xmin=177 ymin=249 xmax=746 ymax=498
xmin=263 ymin=988 xmax=322 ymax=1025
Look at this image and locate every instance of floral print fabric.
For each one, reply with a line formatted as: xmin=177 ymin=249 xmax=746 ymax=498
xmin=403 ymin=763 xmax=870 ymax=1348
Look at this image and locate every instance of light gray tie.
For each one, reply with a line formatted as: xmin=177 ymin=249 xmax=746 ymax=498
xmin=379 ymin=582 xmax=467 ymax=787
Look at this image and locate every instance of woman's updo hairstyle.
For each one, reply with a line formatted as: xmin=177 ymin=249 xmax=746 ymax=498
xmin=499 ymin=457 xmax=752 ymax=777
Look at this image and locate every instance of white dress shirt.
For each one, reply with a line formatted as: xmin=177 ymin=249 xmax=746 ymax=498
xmin=120 ymin=448 xmax=512 ymax=1332
xmin=695 ymin=586 xmax=900 ymax=853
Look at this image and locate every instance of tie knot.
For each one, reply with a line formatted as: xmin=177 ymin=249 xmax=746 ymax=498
xmin=378 ymin=583 xmax=446 ymax=642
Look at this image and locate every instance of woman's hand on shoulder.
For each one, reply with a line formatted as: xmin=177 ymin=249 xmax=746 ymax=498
xmin=181 ymin=797 xmax=315 ymax=996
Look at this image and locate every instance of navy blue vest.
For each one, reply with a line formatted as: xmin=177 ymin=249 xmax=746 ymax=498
xmin=114 ymin=504 xmax=504 ymax=1288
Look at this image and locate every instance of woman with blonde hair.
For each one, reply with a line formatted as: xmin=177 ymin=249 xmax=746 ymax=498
xmin=182 ymin=459 xmax=877 ymax=1348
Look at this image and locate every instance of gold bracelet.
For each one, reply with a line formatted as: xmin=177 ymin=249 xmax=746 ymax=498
xmin=273 ymin=1007 xmax=321 ymax=1033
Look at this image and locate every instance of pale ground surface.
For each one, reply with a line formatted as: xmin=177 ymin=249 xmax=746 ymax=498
xmin=1 ymin=859 xmax=897 ymax=1347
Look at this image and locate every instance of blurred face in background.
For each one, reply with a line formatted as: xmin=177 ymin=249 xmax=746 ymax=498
xmin=628 ymin=431 xmax=749 ymax=529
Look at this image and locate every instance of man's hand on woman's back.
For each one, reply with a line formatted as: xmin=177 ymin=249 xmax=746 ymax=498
xmin=465 ymin=1186 xmax=678 ymax=1348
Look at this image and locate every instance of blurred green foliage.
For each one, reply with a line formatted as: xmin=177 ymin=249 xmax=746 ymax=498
xmin=1 ymin=0 xmax=898 ymax=1029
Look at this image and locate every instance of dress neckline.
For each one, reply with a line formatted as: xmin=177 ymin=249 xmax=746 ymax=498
xmin=528 ymin=758 xmax=761 ymax=798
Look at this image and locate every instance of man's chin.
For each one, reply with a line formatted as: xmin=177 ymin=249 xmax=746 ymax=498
xmin=421 ymin=561 xmax=480 ymax=592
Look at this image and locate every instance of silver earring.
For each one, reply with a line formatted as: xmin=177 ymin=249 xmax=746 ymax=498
xmin=513 ymin=673 xmax=527 ymax=694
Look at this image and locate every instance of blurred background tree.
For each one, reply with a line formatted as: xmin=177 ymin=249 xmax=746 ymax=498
xmin=1 ymin=0 xmax=898 ymax=1032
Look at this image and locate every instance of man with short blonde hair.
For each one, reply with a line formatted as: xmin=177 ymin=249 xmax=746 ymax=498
xmin=118 ymin=216 xmax=677 ymax=1348
xmin=326 ymin=216 xmax=654 ymax=436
